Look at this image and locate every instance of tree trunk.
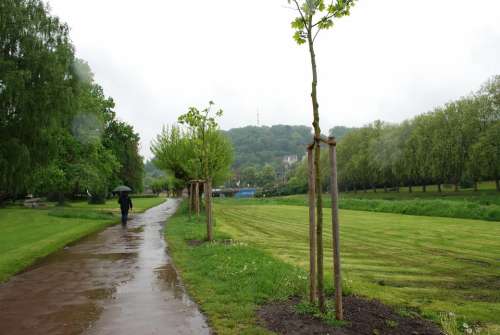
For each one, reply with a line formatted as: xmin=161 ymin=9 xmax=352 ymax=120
xmin=409 ymin=185 xmax=412 ymax=193
xmin=307 ymin=26 xmax=325 ymax=312
xmin=474 ymin=181 xmax=478 ymax=192
xmin=372 ymin=185 xmax=377 ymax=193
xmin=496 ymin=179 xmax=499 ymax=192
xmin=314 ymin=144 xmax=324 ymax=311
xmin=384 ymin=185 xmax=388 ymax=193
xmin=422 ymin=184 xmax=426 ymax=192
xmin=205 ymin=180 xmax=213 ymax=242
xmin=437 ymin=183 xmax=442 ymax=192
xmin=329 ymin=141 xmax=343 ymax=320
xmin=189 ymin=183 xmax=193 ymax=219
xmin=57 ymin=192 xmax=65 ymax=206
xmin=454 ymin=183 xmax=459 ymax=192
xmin=195 ymin=182 xmax=200 ymax=216
xmin=307 ymin=146 xmax=316 ymax=304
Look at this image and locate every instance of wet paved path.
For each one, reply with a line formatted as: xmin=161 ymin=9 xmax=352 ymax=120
xmin=0 ymin=199 xmax=210 ymax=335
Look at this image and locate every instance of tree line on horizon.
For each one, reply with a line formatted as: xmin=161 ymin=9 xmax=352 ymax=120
xmin=286 ymin=75 xmax=500 ymax=193
xmin=0 ymin=0 xmax=144 ymax=203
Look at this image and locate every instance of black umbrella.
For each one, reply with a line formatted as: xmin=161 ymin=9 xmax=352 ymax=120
xmin=113 ymin=185 xmax=132 ymax=192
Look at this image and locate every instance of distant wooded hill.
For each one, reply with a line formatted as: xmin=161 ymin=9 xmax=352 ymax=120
xmin=223 ymin=125 xmax=356 ymax=170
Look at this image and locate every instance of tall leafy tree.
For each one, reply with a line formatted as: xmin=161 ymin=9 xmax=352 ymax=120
xmin=0 ymin=0 xmax=76 ymax=198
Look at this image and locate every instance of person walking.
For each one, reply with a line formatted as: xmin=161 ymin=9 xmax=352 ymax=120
xmin=118 ymin=192 xmax=133 ymax=226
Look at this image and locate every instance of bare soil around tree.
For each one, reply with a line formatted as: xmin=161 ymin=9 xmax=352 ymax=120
xmin=258 ymin=295 xmax=444 ymax=335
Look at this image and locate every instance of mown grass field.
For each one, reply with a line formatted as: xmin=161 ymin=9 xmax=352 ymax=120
xmin=223 ymin=188 xmax=500 ymax=222
xmin=214 ymin=202 xmax=500 ymax=333
xmin=0 ymin=197 xmax=166 ymax=282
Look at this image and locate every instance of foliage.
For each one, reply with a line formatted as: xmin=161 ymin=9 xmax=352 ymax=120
xmin=178 ymin=102 xmax=233 ymax=185
xmin=151 ymin=125 xmax=198 ymax=186
xmin=0 ymin=0 xmax=75 ymax=198
xmin=224 ymin=125 xmax=312 ymax=169
xmin=150 ymin=177 xmax=170 ymax=195
xmin=286 ymin=76 xmax=500 ymax=193
xmin=0 ymin=1 xmax=144 ymax=201
xmin=152 ymin=103 xmax=234 ymax=188
xmin=329 ymin=126 xmax=356 ymax=140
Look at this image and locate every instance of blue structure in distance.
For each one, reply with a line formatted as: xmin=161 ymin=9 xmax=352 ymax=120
xmin=234 ymin=188 xmax=257 ymax=198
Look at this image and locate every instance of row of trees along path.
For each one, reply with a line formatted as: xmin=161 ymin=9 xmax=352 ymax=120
xmin=288 ymin=0 xmax=356 ymax=319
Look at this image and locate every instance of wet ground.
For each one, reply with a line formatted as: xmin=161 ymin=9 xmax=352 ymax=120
xmin=0 ymin=199 xmax=210 ymax=335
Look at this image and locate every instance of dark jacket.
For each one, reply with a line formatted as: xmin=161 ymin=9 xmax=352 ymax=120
xmin=118 ymin=196 xmax=133 ymax=213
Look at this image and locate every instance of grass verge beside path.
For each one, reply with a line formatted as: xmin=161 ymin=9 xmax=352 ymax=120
xmin=165 ymin=203 xmax=307 ymax=335
xmin=0 ymin=197 xmax=166 ymax=282
xmin=216 ymin=191 xmax=500 ymax=222
xmin=215 ymin=203 xmax=500 ymax=334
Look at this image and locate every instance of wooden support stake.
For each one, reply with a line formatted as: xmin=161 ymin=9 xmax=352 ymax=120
xmin=189 ymin=183 xmax=193 ymax=219
xmin=307 ymin=146 xmax=317 ymax=304
xmin=329 ymin=138 xmax=343 ymax=320
xmin=205 ymin=180 xmax=213 ymax=241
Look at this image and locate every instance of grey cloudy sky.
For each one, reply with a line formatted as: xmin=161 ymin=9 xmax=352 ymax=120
xmin=47 ymin=0 xmax=500 ymax=158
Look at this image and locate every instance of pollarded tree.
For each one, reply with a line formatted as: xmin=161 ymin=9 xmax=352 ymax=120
xmin=287 ymin=0 xmax=356 ymax=314
xmin=151 ymin=125 xmax=199 ymax=186
xmin=178 ymin=102 xmax=234 ymax=241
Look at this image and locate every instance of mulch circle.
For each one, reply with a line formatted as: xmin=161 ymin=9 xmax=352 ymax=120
xmin=257 ymin=296 xmax=444 ymax=335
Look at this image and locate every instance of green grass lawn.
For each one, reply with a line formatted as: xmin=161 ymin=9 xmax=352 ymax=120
xmin=213 ymin=202 xmax=500 ymax=334
xmin=0 ymin=197 xmax=166 ymax=282
xmin=165 ymin=203 xmax=307 ymax=335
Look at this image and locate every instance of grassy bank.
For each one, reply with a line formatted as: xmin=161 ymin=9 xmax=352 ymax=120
xmin=0 ymin=197 xmax=166 ymax=282
xmin=216 ymin=190 xmax=500 ymax=222
xmin=215 ymin=203 xmax=500 ymax=333
xmin=165 ymin=203 xmax=307 ymax=335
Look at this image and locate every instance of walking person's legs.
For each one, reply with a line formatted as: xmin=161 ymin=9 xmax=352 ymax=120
xmin=121 ymin=211 xmax=128 ymax=226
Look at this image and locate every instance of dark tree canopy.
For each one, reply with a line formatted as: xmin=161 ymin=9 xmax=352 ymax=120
xmin=0 ymin=0 xmax=144 ymax=201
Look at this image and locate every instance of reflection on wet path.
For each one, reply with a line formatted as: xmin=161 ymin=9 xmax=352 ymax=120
xmin=0 ymin=199 xmax=210 ymax=335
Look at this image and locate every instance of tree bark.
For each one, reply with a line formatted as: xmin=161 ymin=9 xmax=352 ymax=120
xmin=437 ymin=183 xmax=442 ymax=192
xmin=307 ymin=25 xmax=325 ymax=312
xmin=195 ymin=182 xmax=200 ymax=216
xmin=329 ymin=141 xmax=343 ymax=320
xmin=307 ymin=146 xmax=317 ymax=304
xmin=205 ymin=180 xmax=213 ymax=241
xmin=496 ymin=179 xmax=499 ymax=192
xmin=409 ymin=185 xmax=412 ymax=193
xmin=422 ymin=184 xmax=426 ymax=192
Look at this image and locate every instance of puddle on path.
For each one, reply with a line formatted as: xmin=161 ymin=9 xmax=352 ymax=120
xmin=0 ymin=199 xmax=210 ymax=335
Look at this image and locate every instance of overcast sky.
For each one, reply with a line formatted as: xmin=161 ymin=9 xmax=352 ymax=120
xmin=47 ymin=0 xmax=500 ymax=158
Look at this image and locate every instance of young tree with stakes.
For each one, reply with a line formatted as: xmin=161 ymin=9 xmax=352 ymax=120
xmin=287 ymin=0 xmax=356 ymax=318
xmin=178 ymin=102 xmax=231 ymax=242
